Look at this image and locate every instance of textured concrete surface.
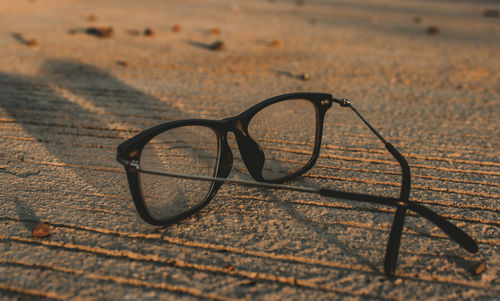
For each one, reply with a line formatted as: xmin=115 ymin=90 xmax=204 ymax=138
xmin=0 ymin=0 xmax=499 ymax=299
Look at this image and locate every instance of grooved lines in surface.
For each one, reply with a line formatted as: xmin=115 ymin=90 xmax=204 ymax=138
xmin=18 ymin=183 xmax=499 ymax=227
xmin=0 ymin=228 xmax=495 ymax=292
xmin=0 ymin=259 xmax=238 ymax=301
xmin=0 ymin=283 xmax=80 ymax=301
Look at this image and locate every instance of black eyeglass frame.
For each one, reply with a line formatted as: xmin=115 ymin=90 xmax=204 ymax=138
xmin=117 ymin=92 xmax=478 ymax=277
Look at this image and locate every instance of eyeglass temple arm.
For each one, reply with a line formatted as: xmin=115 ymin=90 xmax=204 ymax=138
xmin=127 ymin=162 xmax=478 ymax=264
xmin=333 ymin=97 xmax=410 ymax=277
xmin=332 ymin=98 xmax=478 ymax=276
xmin=125 ymin=164 xmax=479 ymax=258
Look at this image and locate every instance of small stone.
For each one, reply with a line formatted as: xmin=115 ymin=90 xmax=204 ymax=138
xmin=208 ymin=40 xmax=225 ymax=51
xmin=32 ymin=222 xmax=50 ymax=238
xmin=172 ymin=24 xmax=182 ymax=32
xmin=87 ymin=14 xmax=97 ymax=22
xmin=483 ymin=9 xmax=499 ymax=18
xmin=393 ymin=278 xmax=403 ymax=285
xmin=426 ymin=26 xmax=439 ymax=35
xmin=298 ymin=72 xmax=310 ymax=81
xmin=224 ymin=264 xmax=235 ymax=271
xmin=210 ymin=27 xmax=221 ymax=35
xmin=116 ymin=60 xmax=129 ymax=67
xmin=470 ymin=262 xmax=486 ymax=276
xmin=144 ymin=27 xmax=155 ymax=37
xmin=270 ymin=39 xmax=281 ymax=48
xmin=86 ymin=26 xmax=114 ymax=38
xmin=26 ymin=38 xmax=38 ymax=47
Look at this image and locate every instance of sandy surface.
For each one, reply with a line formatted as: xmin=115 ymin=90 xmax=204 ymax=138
xmin=0 ymin=0 xmax=499 ymax=299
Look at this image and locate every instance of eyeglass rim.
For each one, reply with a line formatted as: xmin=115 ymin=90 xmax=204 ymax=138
xmin=118 ymin=92 xmax=334 ymax=225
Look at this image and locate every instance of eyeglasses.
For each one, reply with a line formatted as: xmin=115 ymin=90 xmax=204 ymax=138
xmin=116 ymin=92 xmax=478 ymax=277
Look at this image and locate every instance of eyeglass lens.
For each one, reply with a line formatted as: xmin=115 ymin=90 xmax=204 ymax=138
xmin=139 ymin=125 xmax=219 ymax=220
xmin=248 ymin=98 xmax=317 ymax=181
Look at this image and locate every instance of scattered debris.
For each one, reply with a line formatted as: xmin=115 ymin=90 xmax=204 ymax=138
xmin=11 ymin=33 xmax=38 ymax=47
xmin=483 ymin=9 xmax=499 ymax=18
xmin=86 ymin=26 xmax=114 ymax=38
xmin=426 ymin=26 xmax=439 ymax=35
xmin=116 ymin=60 xmax=130 ymax=67
xmin=32 ymin=222 xmax=50 ymax=238
xmin=87 ymin=14 xmax=97 ymax=22
xmin=26 ymin=38 xmax=38 ymax=47
xmin=270 ymin=39 xmax=281 ymax=48
xmin=298 ymin=72 xmax=310 ymax=81
xmin=413 ymin=16 xmax=421 ymax=24
xmin=172 ymin=24 xmax=182 ymax=32
xmin=208 ymin=40 xmax=225 ymax=51
xmin=470 ymin=262 xmax=486 ymax=276
xmin=144 ymin=27 xmax=155 ymax=37
xmin=210 ymin=27 xmax=221 ymax=35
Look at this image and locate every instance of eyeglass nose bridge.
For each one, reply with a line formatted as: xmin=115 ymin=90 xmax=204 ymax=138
xmin=229 ymin=119 xmax=266 ymax=181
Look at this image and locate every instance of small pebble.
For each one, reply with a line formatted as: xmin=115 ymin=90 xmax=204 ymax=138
xmin=26 ymin=38 xmax=38 ymax=47
xmin=144 ymin=27 xmax=155 ymax=37
xmin=470 ymin=262 xmax=486 ymax=276
xmin=208 ymin=40 xmax=225 ymax=51
xmin=270 ymin=39 xmax=281 ymax=48
xmin=210 ymin=27 xmax=221 ymax=35
xmin=426 ymin=26 xmax=439 ymax=35
xmin=116 ymin=60 xmax=129 ymax=67
xmin=483 ymin=9 xmax=499 ymax=18
xmin=86 ymin=26 xmax=114 ymax=38
xmin=225 ymin=264 xmax=235 ymax=271
xmin=172 ymin=24 xmax=182 ymax=32
xmin=32 ymin=222 xmax=50 ymax=238
xmin=87 ymin=14 xmax=97 ymax=22
xmin=298 ymin=72 xmax=310 ymax=81
xmin=393 ymin=278 xmax=403 ymax=285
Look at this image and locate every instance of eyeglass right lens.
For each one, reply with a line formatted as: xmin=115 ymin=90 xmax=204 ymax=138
xmin=139 ymin=125 xmax=219 ymax=221
xmin=248 ymin=98 xmax=317 ymax=181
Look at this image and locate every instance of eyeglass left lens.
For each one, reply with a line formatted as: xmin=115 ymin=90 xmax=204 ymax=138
xmin=139 ymin=125 xmax=219 ymax=221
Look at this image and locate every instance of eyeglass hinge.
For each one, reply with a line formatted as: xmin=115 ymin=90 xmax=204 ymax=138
xmin=339 ymin=98 xmax=351 ymax=107
xmin=128 ymin=160 xmax=140 ymax=172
